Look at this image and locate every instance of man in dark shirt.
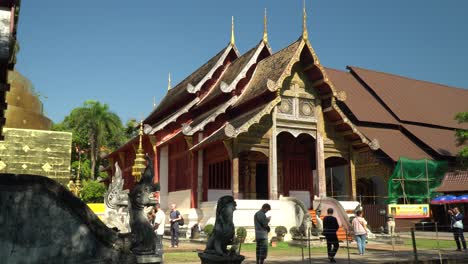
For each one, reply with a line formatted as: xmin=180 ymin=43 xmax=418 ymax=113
xmin=169 ymin=203 xmax=181 ymax=248
xmin=254 ymin=203 xmax=271 ymax=264
xmin=323 ymin=208 xmax=339 ymax=263
xmin=449 ymin=207 xmax=466 ymax=251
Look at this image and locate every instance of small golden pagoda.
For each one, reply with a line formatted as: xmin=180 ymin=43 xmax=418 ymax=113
xmin=131 ymin=121 xmax=146 ymax=182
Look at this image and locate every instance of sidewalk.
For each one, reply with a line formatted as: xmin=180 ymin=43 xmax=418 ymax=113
xmin=163 ymin=240 xmax=468 ymax=264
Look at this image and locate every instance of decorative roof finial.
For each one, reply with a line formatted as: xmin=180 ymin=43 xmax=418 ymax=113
xmin=167 ymin=72 xmax=171 ymax=91
xmin=263 ymin=8 xmax=268 ymax=43
xmin=153 ymin=96 xmax=156 ymax=109
xmin=230 ymin=16 xmax=235 ymax=46
xmin=302 ymin=0 xmax=308 ymax=40
xmin=132 ymin=120 xmax=146 ymax=182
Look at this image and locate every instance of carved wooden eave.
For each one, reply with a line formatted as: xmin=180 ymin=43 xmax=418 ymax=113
xmin=187 ymin=44 xmax=240 ymax=94
xmin=148 ymin=98 xmax=200 ymax=134
xmin=330 ymin=100 xmax=380 ymax=150
xmin=300 ymin=38 xmax=378 ymax=150
xmin=189 ymin=96 xmax=280 ymax=152
xmin=156 ymin=130 xmax=183 ymax=148
xmin=182 ymin=96 xmax=238 ymax=136
xmin=220 ymin=41 xmax=271 ymax=93
xmin=189 ymin=124 xmax=227 ymax=152
xmin=225 ymin=96 xmax=281 ymax=138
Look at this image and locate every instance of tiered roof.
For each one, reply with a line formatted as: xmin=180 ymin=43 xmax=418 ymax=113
xmin=327 ymin=66 xmax=468 ymax=161
xmin=109 ymin=8 xmax=467 ymax=166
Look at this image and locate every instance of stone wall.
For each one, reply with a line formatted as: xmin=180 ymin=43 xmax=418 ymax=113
xmin=0 ymin=128 xmax=72 ymax=184
xmin=0 ymin=174 xmax=134 ymax=263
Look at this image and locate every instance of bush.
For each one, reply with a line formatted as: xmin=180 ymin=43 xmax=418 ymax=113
xmin=204 ymin=224 xmax=214 ymax=236
xmin=289 ymin=227 xmax=301 ymax=238
xmin=236 ymin=227 xmax=247 ymax=243
xmin=81 ymin=180 xmax=106 ymax=203
xmin=275 ymin=226 xmax=288 ymax=236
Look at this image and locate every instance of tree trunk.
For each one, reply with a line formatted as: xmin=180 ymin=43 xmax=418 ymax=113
xmin=90 ymin=136 xmax=96 ymax=180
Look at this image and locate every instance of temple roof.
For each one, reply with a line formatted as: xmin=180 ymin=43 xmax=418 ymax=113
xmin=198 ymin=43 xmax=263 ymax=107
xmin=145 ymin=44 xmax=238 ymax=125
xmin=403 ymin=124 xmax=461 ymax=157
xmin=190 ymin=97 xmax=280 ymax=151
xmin=356 ymin=126 xmax=432 ymax=161
xmin=325 ymin=67 xmax=399 ymax=125
xmin=348 ymin=66 xmax=468 ymax=129
xmin=233 ymin=40 xmax=302 ymax=108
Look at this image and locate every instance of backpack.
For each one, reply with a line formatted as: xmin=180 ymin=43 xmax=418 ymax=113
xmin=178 ymin=215 xmax=184 ymax=226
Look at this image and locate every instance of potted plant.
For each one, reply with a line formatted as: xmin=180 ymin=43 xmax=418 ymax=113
xmin=236 ymin=227 xmax=247 ymax=243
xmin=275 ymin=226 xmax=288 ymax=242
xmin=270 ymin=236 xmax=278 ymax=247
xmin=203 ymin=224 xmax=214 ymax=237
xmin=289 ymin=227 xmax=301 ymax=239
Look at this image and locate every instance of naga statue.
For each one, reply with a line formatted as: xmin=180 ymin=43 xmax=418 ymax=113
xmin=199 ymin=195 xmax=245 ymax=264
xmin=128 ymin=155 xmax=160 ymax=255
xmin=103 ymin=162 xmax=130 ymax=232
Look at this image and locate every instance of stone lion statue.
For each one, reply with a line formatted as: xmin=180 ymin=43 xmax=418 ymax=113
xmin=205 ymin=195 xmax=237 ymax=256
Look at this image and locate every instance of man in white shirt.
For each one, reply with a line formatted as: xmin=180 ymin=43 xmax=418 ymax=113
xmin=153 ymin=203 xmax=166 ymax=256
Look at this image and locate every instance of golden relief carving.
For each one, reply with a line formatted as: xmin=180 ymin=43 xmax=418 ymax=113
xmin=278 ymin=97 xmax=293 ymax=114
xmin=299 ymin=99 xmax=315 ymax=117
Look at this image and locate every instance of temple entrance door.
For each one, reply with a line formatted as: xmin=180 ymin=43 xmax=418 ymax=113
xmin=277 ymin=132 xmax=316 ymax=208
xmin=256 ymin=163 xmax=269 ymax=199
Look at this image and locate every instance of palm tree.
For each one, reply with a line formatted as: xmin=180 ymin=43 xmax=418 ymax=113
xmin=64 ymin=100 xmax=123 ymax=180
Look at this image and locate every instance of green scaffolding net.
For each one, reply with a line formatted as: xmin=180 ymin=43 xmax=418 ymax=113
xmin=387 ymin=157 xmax=448 ymax=204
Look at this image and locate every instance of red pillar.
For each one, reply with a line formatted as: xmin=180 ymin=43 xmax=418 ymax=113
xmin=190 ymin=152 xmax=198 ymax=208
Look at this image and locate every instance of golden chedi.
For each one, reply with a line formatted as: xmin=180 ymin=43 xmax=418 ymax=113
xmin=5 ymin=70 xmax=52 ymax=130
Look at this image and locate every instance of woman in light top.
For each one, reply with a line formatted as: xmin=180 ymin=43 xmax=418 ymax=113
xmin=352 ymin=210 xmax=368 ymax=255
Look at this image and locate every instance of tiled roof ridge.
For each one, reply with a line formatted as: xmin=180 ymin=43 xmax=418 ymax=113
xmin=348 ymin=65 xmax=468 ymax=92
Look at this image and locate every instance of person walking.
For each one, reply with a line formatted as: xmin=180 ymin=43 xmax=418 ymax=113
xmin=169 ymin=203 xmax=181 ymax=248
xmin=323 ymin=208 xmax=339 ymax=263
xmin=449 ymin=207 xmax=467 ymax=251
xmin=254 ymin=203 xmax=271 ymax=264
xmin=153 ymin=203 xmax=166 ymax=256
xmin=352 ymin=210 xmax=368 ymax=255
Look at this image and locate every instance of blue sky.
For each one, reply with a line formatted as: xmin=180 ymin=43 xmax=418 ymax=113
xmin=16 ymin=0 xmax=468 ymax=123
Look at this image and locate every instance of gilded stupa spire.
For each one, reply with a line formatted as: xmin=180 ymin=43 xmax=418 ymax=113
xmin=230 ymin=16 xmax=235 ymax=46
xmin=132 ymin=120 xmax=146 ymax=182
xmin=302 ymin=0 xmax=308 ymax=40
xmin=263 ymin=8 xmax=268 ymax=43
xmin=167 ymin=72 xmax=171 ymax=91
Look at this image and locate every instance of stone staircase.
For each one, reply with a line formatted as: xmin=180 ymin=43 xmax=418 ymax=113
xmin=309 ymin=209 xmax=352 ymax=241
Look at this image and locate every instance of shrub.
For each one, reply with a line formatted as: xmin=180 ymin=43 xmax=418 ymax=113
xmin=204 ymin=224 xmax=214 ymax=236
xmin=289 ymin=226 xmax=301 ymax=238
xmin=275 ymin=226 xmax=288 ymax=236
xmin=81 ymin=180 xmax=106 ymax=203
xmin=236 ymin=227 xmax=247 ymax=243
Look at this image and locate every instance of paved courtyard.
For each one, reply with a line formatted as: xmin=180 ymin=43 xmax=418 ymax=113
xmin=162 ymin=239 xmax=468 ymax=264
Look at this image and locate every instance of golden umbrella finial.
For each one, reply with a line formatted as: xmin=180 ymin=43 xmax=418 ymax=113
xmin=230 ymin=16 xmax=235 ymax=46
xmin=132 ymin=120 xmax=146 ymax=182
xmin=263 ymin=8 xmax=268 ymax=43
xmin=302 ymin=0 xmax=308 ymax=40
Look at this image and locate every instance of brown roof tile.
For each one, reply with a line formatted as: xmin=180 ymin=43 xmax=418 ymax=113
xmin=145 ymin=45 xmax=234 ymax=124
xmin=199 ymin=43 xmax=262 ymax=107
xmin=349 ymin=66 xmax=468 ymax=129
xmin=403 ymin=124 xmax=460 ymax=157
xmin=357 ymin=126 xmax=432 ymax=161
xmin=233 ymin=40 xmax=302 ymax=108
xmin=325 ymin=67 xmax=399 ymax=125
xmin=436 ymin=171 xmax=468 ymax=193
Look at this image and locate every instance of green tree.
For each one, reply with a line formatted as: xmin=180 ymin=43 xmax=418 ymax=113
xmin=125 ymin=118 xmax=139 ymax=140
xmin=58 ymin=100 xmax=124 ymax=179
xmin=455 ymin=112 xmax=468 ymax=168
xmin=81 ymin=180 xmax=107 ymax=203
